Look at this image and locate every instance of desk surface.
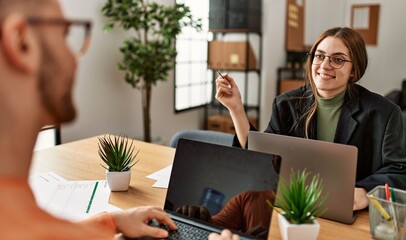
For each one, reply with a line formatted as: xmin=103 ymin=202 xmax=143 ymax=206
xmin=30 ymin=136 xmax=371 ymax=239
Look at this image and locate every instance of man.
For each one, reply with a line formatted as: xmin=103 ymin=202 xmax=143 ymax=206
xmin=0 ymin=0 xmax=178 ymax=238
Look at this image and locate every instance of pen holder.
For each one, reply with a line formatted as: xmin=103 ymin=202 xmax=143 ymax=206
xmin=367 ymin=186 xmax=406 ymax=240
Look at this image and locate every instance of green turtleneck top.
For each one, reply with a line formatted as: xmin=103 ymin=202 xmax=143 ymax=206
xmin=317 ymin=90 xmax=346 ymax=142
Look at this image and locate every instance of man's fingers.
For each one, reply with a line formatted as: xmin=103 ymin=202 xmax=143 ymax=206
xmin=151 ymin=209 xmax=177 ymax=230
xmin=142 ymin=225 xmax=170 ymax=238
xmin=188 ymin=205 xmax=198 ymax=218
xmin=208 ymin=230 xmax=240 ymax=240
xmin=200 ymin=207 xmax=210 ymax=221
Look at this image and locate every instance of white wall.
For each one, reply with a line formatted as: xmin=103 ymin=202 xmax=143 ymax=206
xmin=305 ymin=0 xmax=346 ymax=45
xmin=343 ymin=0 xmax=406 ymax=94
xmin=259 ymin=0 xmax=287 ymax=130
xmin=60 ymin=0 xmax=202 ymax=144
xmin=59 ymin=0 xmax=406 ymax=144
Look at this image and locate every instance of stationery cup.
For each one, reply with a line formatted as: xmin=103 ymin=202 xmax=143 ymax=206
xmin=367 ymin=186 xmax=406 ymax=240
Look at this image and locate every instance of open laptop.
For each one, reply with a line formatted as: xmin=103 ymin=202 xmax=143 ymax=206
xmin=248 ymin=131 xmax=358 ymax=224
xmin=131 ymin=138 xmax=280 ymax=240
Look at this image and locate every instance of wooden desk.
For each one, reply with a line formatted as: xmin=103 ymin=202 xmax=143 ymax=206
xmin=31 ymin=136 xmax=174 ymax=210
xmin=30 ymin=136 xmax=371 ymax=239
xmin=268 ymin=210 xmax=371 ymax=239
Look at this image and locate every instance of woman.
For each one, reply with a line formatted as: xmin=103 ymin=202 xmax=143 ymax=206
xmin=215 ymin=27 xmax=406 ymax=212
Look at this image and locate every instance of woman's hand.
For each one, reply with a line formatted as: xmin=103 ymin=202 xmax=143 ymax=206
xmin=113 ymin=206 xmax=177 ymax=238
xmin=215 ymin=73 xmax=251 ymax=147
xmin=208 ymin=229 xmax=240 ymax=240
xmin=353 ymin=188 xmax=368 ymax=210
xmin=215 ymin=73 xmax=243 ymax=114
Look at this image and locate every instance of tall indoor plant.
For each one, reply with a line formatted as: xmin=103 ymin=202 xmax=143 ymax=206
xmin=101 ymin=0 xmax=201 ymax=142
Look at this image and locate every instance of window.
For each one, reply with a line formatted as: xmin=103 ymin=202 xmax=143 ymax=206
xmin=175 ymin=0 xmax=211 ymax=112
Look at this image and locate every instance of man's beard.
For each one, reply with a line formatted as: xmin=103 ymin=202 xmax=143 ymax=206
xmin=37 ymin=41 xmax=76 ymax=125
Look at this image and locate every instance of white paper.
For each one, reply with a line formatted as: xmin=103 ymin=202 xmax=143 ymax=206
xmin=30 ymin=171 xmax=67 ymax=182
xmin=30 ymin=172 xmax=120 ymax=221
xmin=353 ymin=7 xmax=370 ymax=29
xmin=146 ymin=165 xmax=172 ymax=189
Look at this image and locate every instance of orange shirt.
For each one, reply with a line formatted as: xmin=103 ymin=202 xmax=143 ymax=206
xmin=0 ymin=177 xmax=117 ymax=240
xmin=211 ymin=190 xmax=275 ymax=233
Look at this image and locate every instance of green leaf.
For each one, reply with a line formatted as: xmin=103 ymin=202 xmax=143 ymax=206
xmin=98 ymin=134 xmax=140 ymax=172
xmin=270 ymin=168 xmax=328 ymax=224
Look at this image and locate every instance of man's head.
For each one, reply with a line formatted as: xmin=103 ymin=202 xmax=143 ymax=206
xmin=0 ymin=0 xmax=91 ymax=126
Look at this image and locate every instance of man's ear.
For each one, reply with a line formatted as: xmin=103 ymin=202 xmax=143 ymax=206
xmin=1 ymin=14 xmax=39 ymax=74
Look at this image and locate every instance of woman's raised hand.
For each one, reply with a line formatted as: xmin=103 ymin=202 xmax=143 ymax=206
xmin=215 ymin=73 xmax=244 ymax=113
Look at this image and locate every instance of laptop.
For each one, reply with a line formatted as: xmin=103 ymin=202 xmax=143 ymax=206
xmin=131 ymin=138 xmax=280 ymax=240
xmin=248 ymin=131 xmax=359 ymax=224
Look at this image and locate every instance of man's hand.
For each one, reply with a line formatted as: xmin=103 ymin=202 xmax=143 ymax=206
xmin=113 ymin=206 xmax=177 ymax=238
xmin=209 ymin=229 xmax=240 ymax=240
xmin=353 ymin=188 xmax=368 ymax=210
xmin=175 ymin=205 xmax=212 ymax=222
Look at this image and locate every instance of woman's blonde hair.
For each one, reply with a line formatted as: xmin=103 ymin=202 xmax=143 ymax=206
xmin=301 ymin=27 xmax=368 ymax=138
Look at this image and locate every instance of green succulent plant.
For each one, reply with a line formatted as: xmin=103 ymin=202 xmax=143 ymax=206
xmin=268 ymin=169 xmax=327 ymax=224
xmin=98 ymin=134 xmax=139 ymax=172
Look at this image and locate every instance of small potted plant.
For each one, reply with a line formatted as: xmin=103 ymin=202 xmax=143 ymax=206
xmin=98 ymin=134 xmax=139 ymax=191
xmin=268 ymin=169 xmax=327 ymax=240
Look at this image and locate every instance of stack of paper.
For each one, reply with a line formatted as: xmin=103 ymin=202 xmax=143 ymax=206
xmin=146 ymin=164 xmax=172 ymax=189
xmin=29 ymin=172 xmax=121 ymax=221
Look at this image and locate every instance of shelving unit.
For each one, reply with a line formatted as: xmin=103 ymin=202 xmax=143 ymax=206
xmin=204 ymin=0 xmax=262 ymax=134
xmin=204 ymin=30 xmax=262 ymax=134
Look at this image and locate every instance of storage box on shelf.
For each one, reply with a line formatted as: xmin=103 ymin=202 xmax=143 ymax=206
xmin=277 ymin=67 xmax=305 ymax=95
xmin=279 ymin=78 xmax=305 ymax=94
xmin=207 ymin=114 xmax=258 ymax=134
xmin=208 ymin=40 xmax=257 ymax=70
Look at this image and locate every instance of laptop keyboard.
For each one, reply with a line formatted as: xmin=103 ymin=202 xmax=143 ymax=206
xmin=155 ymin=219 xmax=212 ymax=240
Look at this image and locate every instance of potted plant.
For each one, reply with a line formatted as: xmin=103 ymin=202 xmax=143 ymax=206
xmin=101 ymin=0 xmax=202 ymax=142
xmin=268 ymin=169 xmax=327 ymax=240
xmin=98 ymin=134 xmax=139 ymax=191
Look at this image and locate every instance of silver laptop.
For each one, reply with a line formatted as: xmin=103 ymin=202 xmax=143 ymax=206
xmin=248 ymin=131 xmax=358 ymax=224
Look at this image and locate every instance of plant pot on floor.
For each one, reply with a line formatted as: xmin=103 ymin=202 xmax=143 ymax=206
xmin=278 ymin=213 xmax=320 ymax=240
xmin=106 ymin=170 xmax=131 ymax=191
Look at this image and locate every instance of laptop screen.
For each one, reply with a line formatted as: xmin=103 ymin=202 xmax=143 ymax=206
xmin=164 ymin=139 xmax=280 ymax=232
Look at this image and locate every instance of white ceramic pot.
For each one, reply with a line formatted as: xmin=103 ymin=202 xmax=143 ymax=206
xmin=278 ymin=213 xmax=320 ymax=240
xmin=106 ymin=170 xmax=131 ymax=191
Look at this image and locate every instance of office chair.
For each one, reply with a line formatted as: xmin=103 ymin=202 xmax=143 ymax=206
xmin=169 ymin=129 xmax=234 ymax=148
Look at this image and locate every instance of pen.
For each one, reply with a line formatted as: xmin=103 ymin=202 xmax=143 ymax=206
xmin=86 ymin=181 xmax=99 ymax=213
xmin=216 ymin=70 xmax=225 ymax=79
xmin=216 ymin=70 xmax=231 ymax=89
xmin=384 ymin=183 xmax=399 ymax=233
xmin=390 ymin=187 xmax=397 ymax=203
xmin=385 ymin=183 xmax=391 ymax=201
xmin=370 ymin=197 xmax=392 ymax=222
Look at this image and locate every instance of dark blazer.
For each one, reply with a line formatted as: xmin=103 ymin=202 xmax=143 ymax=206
xmin=235 ymin=84 xmax=406 ymax=192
